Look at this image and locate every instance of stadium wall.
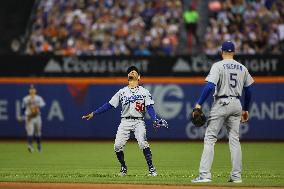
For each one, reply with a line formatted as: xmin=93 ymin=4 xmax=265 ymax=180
xmin=0 ymin=82 xmax=283 ymax=140
xmin=0 ymin=55 xmax=283 ymax=77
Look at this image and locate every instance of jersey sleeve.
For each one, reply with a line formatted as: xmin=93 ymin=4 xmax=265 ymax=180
xmin=205 ymin=64 xmax=220 ymax=85
xmin=109 ymin=90 xmax=120 ymax=108
xmin=22 ymin=98 xmax=26 ymax=109
xmin=144 ymin=89 xmax=154 ymax=106
xmin=38 ymin=97 xmax=46 ymax=108
xmin=244 ymin=69 xmax=254 ymax=87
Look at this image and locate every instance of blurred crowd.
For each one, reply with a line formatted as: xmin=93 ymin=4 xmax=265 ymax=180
xmin=204 ymin=0 xmax=284 ymax=55
xmin=26 ymin=0 xmax=182 ymax=56
xmin=26 ymin=0 xmax=284 ymax=56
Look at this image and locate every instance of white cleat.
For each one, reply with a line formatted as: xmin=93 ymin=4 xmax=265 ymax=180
xmin=119 ymin=166 xmax=127 ymax=177
xmin=191 ymin=176 xmax=212 ymax=183
xmin=148 ymin=167 xmax=157 ymax=176
xmin=228 ymin=179 xmax=242 ymax=183
xmin=27 ymin=146 xmax=34 ymax=153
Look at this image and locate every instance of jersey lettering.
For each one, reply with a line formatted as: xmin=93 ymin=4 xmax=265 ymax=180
xmin=121 ymin=95 xmax=144 ymax=105
xmin=223 ymin=63 xmax=243 ymax=71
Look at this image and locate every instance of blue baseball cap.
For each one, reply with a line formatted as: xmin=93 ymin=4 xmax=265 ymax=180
xmin=221 ymin=41 xmax=235 ymax=52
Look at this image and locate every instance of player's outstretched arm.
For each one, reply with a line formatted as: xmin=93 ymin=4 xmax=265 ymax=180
xmin=82 ymin=102 xmax=114 ymax=121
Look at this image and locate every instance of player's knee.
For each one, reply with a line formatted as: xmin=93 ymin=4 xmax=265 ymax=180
xmin=204 ymin=134 xmax=217 ymax=145
xmin=35 ymin=131 xmax=41 ymax=137
xmin=137 ymin=140 xmax=149 ymax=150
xmin=26 ymin=130 xmax=33 ymax=136
xmin=229 ymin=135 xmax=240 ymax=143
xmin=114 ymin=143 xmax=124 ymax=152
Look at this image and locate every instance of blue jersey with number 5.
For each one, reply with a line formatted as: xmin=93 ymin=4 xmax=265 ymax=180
xmin=206 ymin=59 xmax=254 ymax=97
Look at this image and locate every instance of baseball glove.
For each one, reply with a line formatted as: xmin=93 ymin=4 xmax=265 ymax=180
xmin=29 ymin=107 xmax=40 ymax=118
xmin=191 ymin=108 xmax=206 ymax=127
xmin=153 ymin=119 xmax=168 ymax=129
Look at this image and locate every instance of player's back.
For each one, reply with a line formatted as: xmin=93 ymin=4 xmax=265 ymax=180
xmin=209 ymin=59 xmax=250 ymax=97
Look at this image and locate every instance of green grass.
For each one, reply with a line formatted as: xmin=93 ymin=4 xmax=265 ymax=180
xmin=0 ymin=141 xmax=283 ymax=186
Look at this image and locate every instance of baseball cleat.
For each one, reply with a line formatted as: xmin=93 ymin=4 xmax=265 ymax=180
xmin=148 ymin=167 xmax=157 ymax=176
xmin=37 ymin=145 xmax=42 ymax=152
xmin=228 ymin=179 xmax=242 ymax=183
xmin=191 ymin=176 xmax=212 ymax=183
xmin=27 ymin=146 xmax=34 ymax=153
xmin=119 ymin=166 xmax=127 ymax=177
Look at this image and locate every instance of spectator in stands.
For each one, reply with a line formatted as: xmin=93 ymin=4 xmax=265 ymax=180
xmin=27 ymin=0 xmax=283 ymax=55
xmin=26 ymin=0 xmax=182 ymax=56
xmin=204 ymin=0 xmax=284 ymax=55
xmin=183 ymin=1 xmax=199 ymax=53
xmin=134 ymin=43 xmax=151 ymax=56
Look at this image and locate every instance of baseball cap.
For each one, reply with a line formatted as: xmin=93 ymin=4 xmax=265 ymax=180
xmin=127 ymin=66 xmax=140 ymax=75
xmin=221 ymin=41 xmax=235 ymax=52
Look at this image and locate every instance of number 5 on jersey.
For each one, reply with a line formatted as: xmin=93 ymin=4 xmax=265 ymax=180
xmin=230 ymin=73 xmax=237 ymax=88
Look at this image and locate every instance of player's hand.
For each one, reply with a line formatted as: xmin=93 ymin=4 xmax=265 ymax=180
xmin=16 ymin=116 xmax=24 ymax=123
xmin=153 ymin=118 xmax=168 ymax=129
xmin=195 ymin=104 xmax=201 ymax=109
xmin=192 ymin=104 xmax=201 ymax=118
xmin=82 ymin=112 xmax=94 ymax=120
xmin=241 ymin=111 xmax=249 ymax=123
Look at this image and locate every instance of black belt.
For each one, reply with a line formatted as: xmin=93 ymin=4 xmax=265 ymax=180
xmin=215 ymin=95 xmax=240 ymax=99
xmin=122 ymin=117 xmax=144 ymax=120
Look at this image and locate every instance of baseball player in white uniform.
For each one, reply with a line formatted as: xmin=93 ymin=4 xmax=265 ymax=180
xmin=82 ymin=66 xmax=167 ymax=176
xmin=191 ymin=41 xmax=254 ymax=183
xmin=21 ymin=85 xmax=46 ymax=153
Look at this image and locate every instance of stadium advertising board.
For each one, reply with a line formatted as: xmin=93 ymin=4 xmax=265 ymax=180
xmin=0 ymin=83 xmax=283 ymax=140
xmin=0 ymin=55 xmax=283 ymax=77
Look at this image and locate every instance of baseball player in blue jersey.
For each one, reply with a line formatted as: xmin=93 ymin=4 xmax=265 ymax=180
xmin=82 ymin=66 xmax=167 ymax=176
xmin=191 ymin=41 xmax=254 ymax=183
xmin=21 ymin=85 xmax=46 ymax=153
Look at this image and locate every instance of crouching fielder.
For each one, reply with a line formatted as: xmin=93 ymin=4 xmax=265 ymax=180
xmin=82 ymin=66 xmax=167 ymax=177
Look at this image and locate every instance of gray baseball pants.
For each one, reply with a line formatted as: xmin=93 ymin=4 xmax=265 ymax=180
xmin=25 ymin=115 xmax=42 ymax=137
xmin=199 ymin=97 xmax=242 ymax=180
xmin=114 ymin=119 xmax=149 ymax=152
